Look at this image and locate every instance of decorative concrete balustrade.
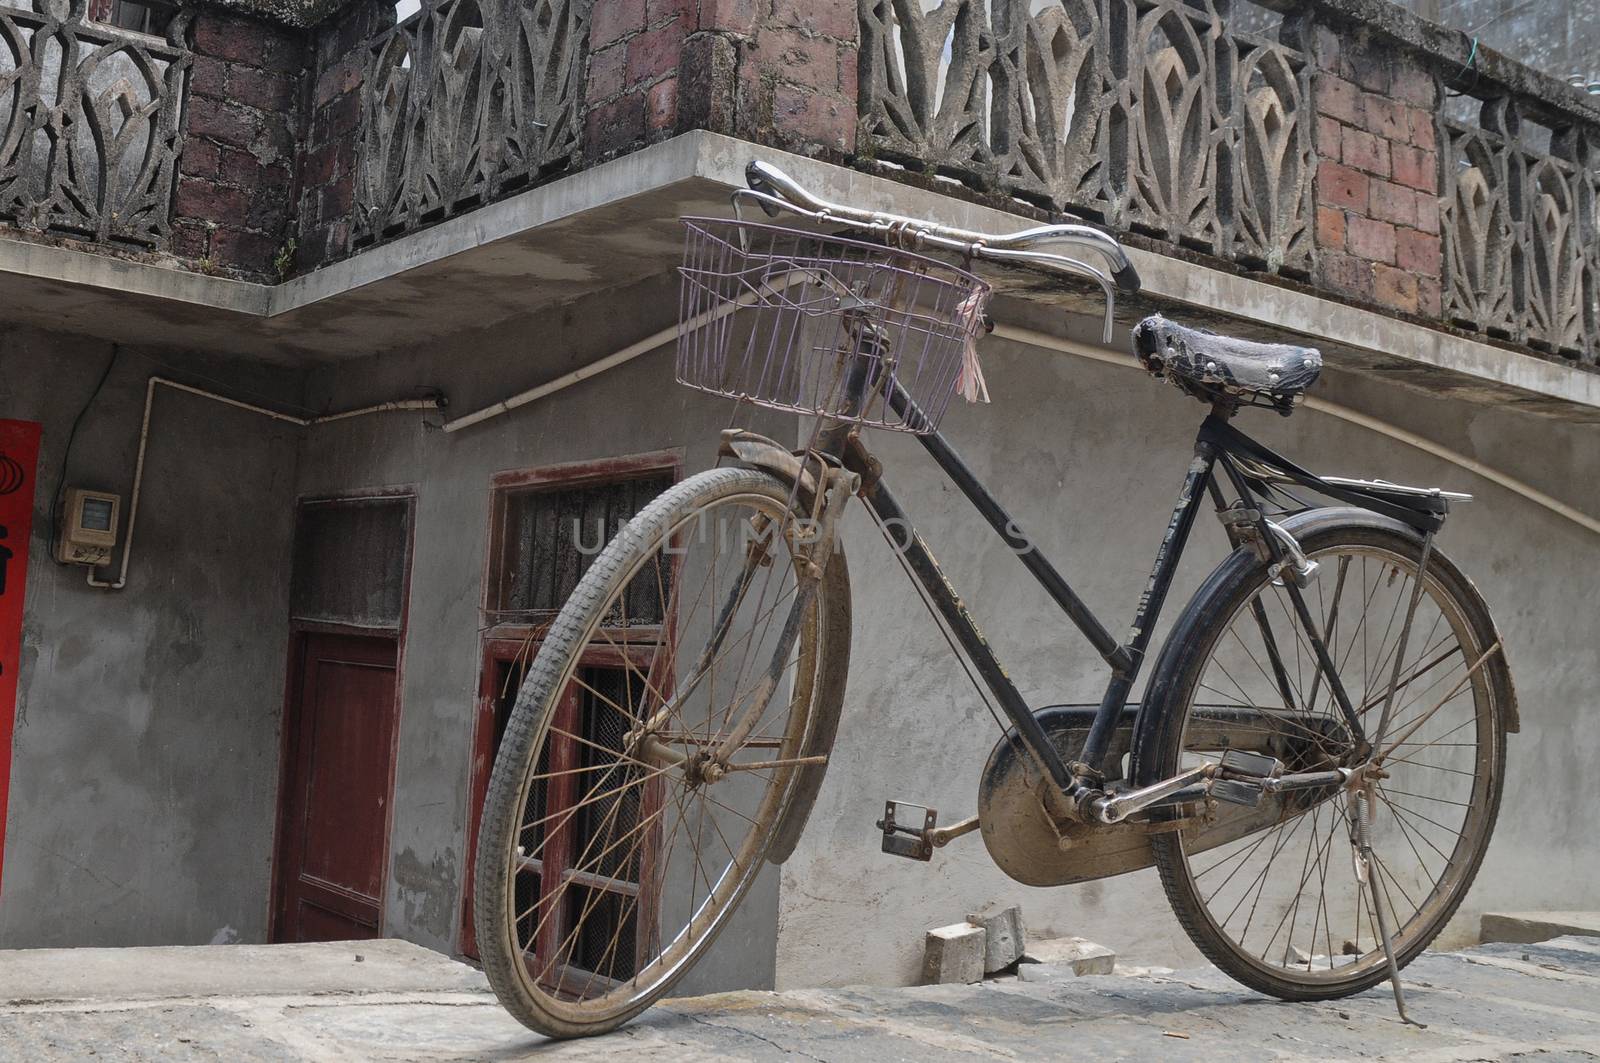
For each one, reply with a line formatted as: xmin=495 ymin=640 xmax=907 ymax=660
xmin=1440 ymin=87 xmax=1598 ymax=361
xmin=859 ymin=0 xmax=1316 ymax=277
xmin=854 ymin=0 xmax=1598 ymax=365
xmin=0 ymin=0 xmax=191 ymax=247
xmin=351 ymin=0 xmax=591 ymax=247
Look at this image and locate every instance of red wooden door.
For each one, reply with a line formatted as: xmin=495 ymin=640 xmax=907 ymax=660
xmin=273 ymin=633 xmax=400 ymax=943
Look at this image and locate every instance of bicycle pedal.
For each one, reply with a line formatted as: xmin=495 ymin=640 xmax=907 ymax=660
xmin=1210 ymin=778 xmax=1265 ymax=808
xmin=1219 ymin=749 xmax=1283 ymax=779
xmin=875 ymin=800 xmax=936 ymax=861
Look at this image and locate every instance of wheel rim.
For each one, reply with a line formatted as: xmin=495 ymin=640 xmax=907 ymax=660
xmin=496 ymin=487 xmax=823 ymax=1024
xmin=1172 ymin=541 xmax=1500 ymax=986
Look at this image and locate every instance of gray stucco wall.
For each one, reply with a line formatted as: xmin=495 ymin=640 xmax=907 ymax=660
xmin=0 ymin=327 xmax=302 ymax=947
xmin=774 ymin=308 xmax=1600 ymax=986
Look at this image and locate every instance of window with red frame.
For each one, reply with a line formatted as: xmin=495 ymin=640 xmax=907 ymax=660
xmin=462 ymin=462 xmax=675 ymax=965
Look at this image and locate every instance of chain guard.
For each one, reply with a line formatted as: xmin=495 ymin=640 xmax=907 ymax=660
xmin=977 ymin=705 xmax=1154 ymax=887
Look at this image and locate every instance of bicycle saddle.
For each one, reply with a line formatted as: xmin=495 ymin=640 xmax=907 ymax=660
xmin=1132 ymin=315 xmax=1321 ymax=413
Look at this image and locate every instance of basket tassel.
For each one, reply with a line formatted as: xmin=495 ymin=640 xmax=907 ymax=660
xmin=954 ymin=288 xmax=990 ymax=404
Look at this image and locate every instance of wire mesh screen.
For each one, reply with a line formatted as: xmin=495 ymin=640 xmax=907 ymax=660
xmin=677 ymin=218 xmax=991 ymax=434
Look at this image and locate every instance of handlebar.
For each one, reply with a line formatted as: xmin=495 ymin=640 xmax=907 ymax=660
xmin=739 ymin=161 xmax=1140 ymax=342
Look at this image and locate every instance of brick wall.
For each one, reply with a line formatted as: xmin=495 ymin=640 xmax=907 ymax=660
xmin=1311 ymin=23 xmax=1443 ymax=318
xmin=294 ymin=0 xmax=388 ymax=273
xmin=173 ymin=11 xmax=308 ymax=280
xmin=585 ymin=0 xmax=857 ymax=162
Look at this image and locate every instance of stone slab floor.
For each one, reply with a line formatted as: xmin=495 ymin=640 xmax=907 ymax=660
xmin=2 ymin=936 xmax=1598 ymax=1061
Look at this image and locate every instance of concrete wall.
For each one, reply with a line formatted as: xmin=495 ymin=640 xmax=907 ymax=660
xmin=0 ymin=327 xmax=302 ymax=947
xmin=774 ymin=305 xmax=1600 ymax=987
xmin=295 ymin=274 xmax=792 ymax=991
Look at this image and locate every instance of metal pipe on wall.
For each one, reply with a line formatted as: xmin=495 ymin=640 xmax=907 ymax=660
xmin=87 ymin=377 xmax=443 ymax=591
xmin=437 ymin=315 xmax=1599 ymax=539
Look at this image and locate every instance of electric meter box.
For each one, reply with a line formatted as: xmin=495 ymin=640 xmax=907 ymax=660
xmin=57 ymin=488 xmax=121 ymax=567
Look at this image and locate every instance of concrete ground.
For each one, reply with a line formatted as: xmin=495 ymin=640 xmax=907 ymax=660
xmin=3 ymin=937 xmax=1598 ymax=1061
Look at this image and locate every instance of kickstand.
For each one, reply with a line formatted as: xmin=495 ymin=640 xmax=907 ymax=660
xmin=1351 ymin=789 xmax=1426 ymax=1028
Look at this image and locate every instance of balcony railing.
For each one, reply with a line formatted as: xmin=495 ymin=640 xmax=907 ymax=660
xmin=859 ymin=0 xmax=1317 ymax=277
xmin=1441 ymin=86 xmax=1599 ymax=361
xmin=352 ymin=0 xmax=591 ymax=248
xmin=857 ymin=0 xmax=1599 ymax=365
xmin=0 ymin=0 xmax=191 ymax=248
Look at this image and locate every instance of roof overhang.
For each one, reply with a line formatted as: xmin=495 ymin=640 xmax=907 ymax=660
xmin=2 ymin=130 xmax=1597 ymax=421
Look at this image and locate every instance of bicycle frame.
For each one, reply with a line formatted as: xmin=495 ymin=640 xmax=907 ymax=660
xmin=827 ymin=388 xmax=1456 ymax=814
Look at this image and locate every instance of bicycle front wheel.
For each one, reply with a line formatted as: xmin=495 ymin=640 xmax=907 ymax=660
xmin=1136 ymin=509 xmax=1512 ymax=1000
xmin=474 ymin=466 xmax=851 ymax=1038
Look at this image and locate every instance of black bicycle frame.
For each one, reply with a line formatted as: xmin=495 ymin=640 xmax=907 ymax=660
xmin=841 ymin=388 xmax=1435 ymax=806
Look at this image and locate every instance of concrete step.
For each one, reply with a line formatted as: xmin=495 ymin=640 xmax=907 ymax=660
xmin=1481 ymin=911 xmax=1600 ymax=945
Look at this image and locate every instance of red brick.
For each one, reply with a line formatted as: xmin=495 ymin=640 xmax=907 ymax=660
xmin=1396 ymin=228 xmax=1441 ymax=277
xmin=586 ymin=92 xmax=647 ymax=156
xmin=320 ymin=177 xmax=353 ymax=218
xmin=190 ymin=55 xmax=228 ymax=99
xmin=230 ymin=66 xmax=296 ymax=112
xmin=1315 ymin=115 xmax=1342 ymax=160
xmin=1390 ymin=64 xmax=1435 ymax=107
xmin=1315 ymin=205 xmax=1346 ymax=249
xmin=647 ymin=76 xmax=678 ymax=132
xmin=1409 ymin=109 xmax=1437 ymax=152
xmin=211 ymin=227 xmax=278 ymax=271
xmin=1391 ymin=144 xmax=1436 ymax=192
xmin=772 ymin=0 xmax=856 ymax=38
xmin=1369 ymin=179 xmax=1416 ymax=226
xmin=317 ymin=91 xmax=362 ymax=138
xmin=301 ymin=138 xmax=347 ymax=187
xmin=591 ymin=0 xmax=646 ymax=48
xmin=1373 ymin=263 xmax=1419 ymax=313
xmin=1418 ymin=275 xmax=1442 ymax=317
xmin=701 ymin=0 xmax=763 ymax=35
xmin=1362 ymin=94 xmax=1409 ymax=140
xmin=1341 ymin=40 xmax=1390 ymax=94
xmin=1347 ymin=215 xmax=1396 ymax=264
xmin=1341 ymin=127 xmax=1389 ymax=176
xmin=219 ymin=147 xmax=265 ymax=187
xmin=315 ymin=55 xmax=361 ymax=107
xmin=646 ymin=0 xmax=697 ymax=27
xmin=767 ymin=29 xmax=842 ymax=93
xmin=586 ymin=42 xmax=627 ymax=103
xmin=1320 ymin=251 xmax=1374 ymax=300
xmin=627 ymin=22 xmax=686 ymax=84
xmin=1414 ymin=191 xmax=1441 ymax=235
xmin=194 ymin=14 xmax=270 ymax=65
xmin=175 ymin=177 xmax=252 ymax=220
xmin=1317 ymin=160 xmax=1368 ymax=211
xmin=1316 ymin=73 xmax=1362 ymax=125
xmin=186 ymin=96 xmax=259 ymax=148
xmin=772 ymin=83 xmax=854 ymax=153
xmin=172 ymin=222 xmax=211 ymax=261
xmin=180 ymin=138 xmax=221 ymax=178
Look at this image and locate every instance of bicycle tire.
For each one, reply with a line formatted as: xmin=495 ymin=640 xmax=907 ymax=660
xmin=1134 ymin=508 xmax=1511 ymax=1000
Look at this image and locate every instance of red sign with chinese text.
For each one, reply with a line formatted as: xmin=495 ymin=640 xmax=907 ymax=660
xmin=0 ymin=420 xmax=41 ymax=896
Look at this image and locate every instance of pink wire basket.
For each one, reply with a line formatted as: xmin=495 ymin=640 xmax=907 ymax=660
xmin=676 ymin=218 xmax=991 ymax=435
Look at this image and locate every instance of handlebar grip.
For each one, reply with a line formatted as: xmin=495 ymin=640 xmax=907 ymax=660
xmin=744 ymin=161 xmax=784 ymax=218
xmin=1111 ymin=261 xmax=1142 ymax=295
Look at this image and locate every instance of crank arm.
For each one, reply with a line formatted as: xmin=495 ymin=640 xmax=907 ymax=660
xmin=1091 ymin=763 xmax=1215 ymax=824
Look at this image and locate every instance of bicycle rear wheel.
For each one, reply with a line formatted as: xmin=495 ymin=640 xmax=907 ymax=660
xmin=474 ymin=466 xmax=851 ymax=1038
xmin=1136 ymin=510 xmax=1512 ymax=1000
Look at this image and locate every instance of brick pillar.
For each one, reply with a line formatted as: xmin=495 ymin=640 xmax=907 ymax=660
xmin=1311 ymin=23 xmax=1443 ymax=319
xmin=173 ymin=11 xmax=307 ymax=279
xmin=585 ymin=0 xmax=858 ymax=162
xmin=295 ymin=0 xmax=390 ymax=273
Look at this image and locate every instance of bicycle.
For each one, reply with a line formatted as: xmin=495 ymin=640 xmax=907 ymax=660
xmin=473 ymin=160 xmax=1517 ymax=1038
